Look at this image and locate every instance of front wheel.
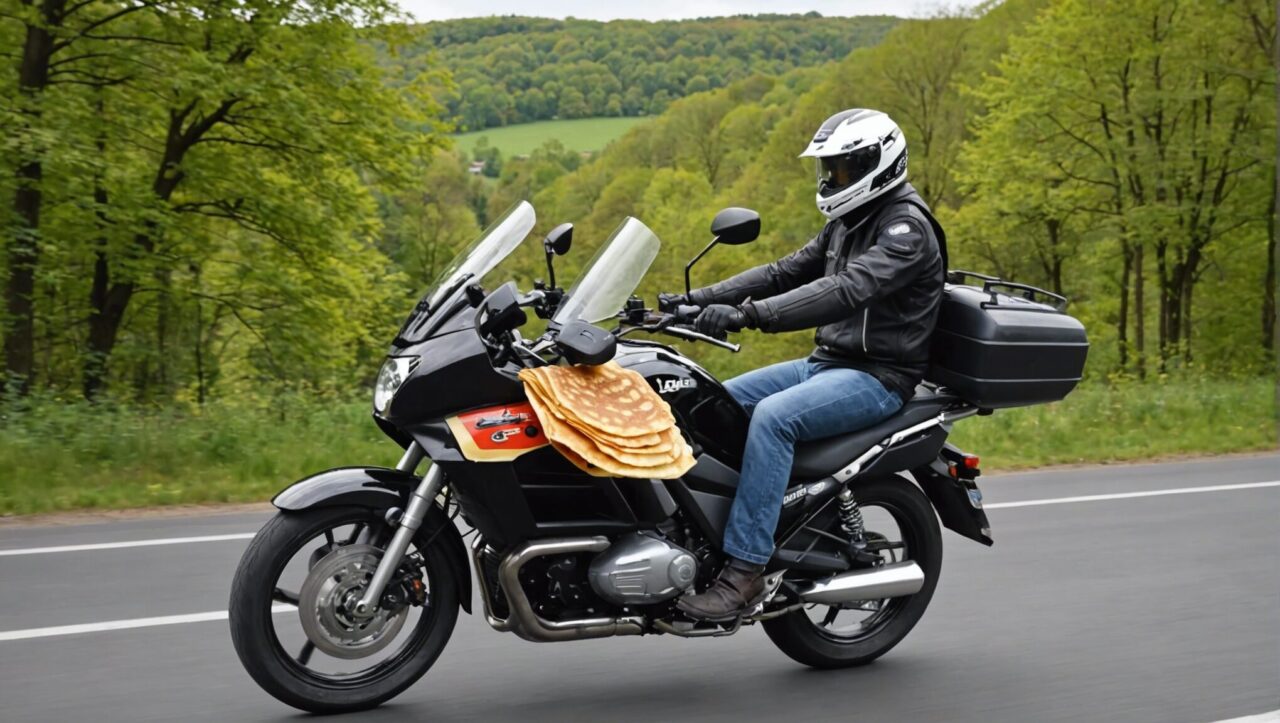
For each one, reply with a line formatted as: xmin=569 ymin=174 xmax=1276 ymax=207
xmin=229 ymin=505 xmax=459 ymax=713
xmin=763 ymin=475 xmax=942 ymax=668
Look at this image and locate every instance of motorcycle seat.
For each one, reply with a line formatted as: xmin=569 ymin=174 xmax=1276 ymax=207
xmin=789 ymin=392 xmax=956 ymax=479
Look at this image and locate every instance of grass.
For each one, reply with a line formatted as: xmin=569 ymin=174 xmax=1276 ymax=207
xmin=0 ymin=394 xmax=389 ymax=516
xmin=0 ymin=378 xmax=1274 ymax=516
xmin=949 ymin=376 xmax=1277 ymax=469
xmin=454 ymin=117 xmax=647 ymax=157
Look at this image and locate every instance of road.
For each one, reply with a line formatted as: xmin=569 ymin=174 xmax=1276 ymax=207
xmin=1 ymin=454 xmax=1277 ymax=722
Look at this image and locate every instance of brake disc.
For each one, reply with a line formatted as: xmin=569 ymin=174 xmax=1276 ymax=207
xmin=297 ymin=544 xmax=407 ymax=660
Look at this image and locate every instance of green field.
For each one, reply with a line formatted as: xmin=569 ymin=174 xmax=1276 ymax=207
xmin=0 ymin=378 xmax=1274 ymax=516
xmin=455 ymin=117 xmax=647 ymax=156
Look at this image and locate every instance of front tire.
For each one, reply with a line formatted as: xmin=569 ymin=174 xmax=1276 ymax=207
xmin=763 ymin=475 xmax=942 ymax=668
xmin=229 ymin=506 xmax=459 ymax=713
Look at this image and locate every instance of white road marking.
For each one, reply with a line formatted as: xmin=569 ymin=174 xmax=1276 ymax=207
xmin=0 ymin=605 xmax=294 ymax=642
xmin=984 ymin=480 xmax=1280 ymax=509
xmin=0 ymin=532 xmax=256 ymax=557
xmin=0 ymin=479 xmax=1276 ymax=642
xmin=0 ymin=481 xmax=1275 ymax=560
xmin=1214 ymin=710 xmax=1280 ymax=723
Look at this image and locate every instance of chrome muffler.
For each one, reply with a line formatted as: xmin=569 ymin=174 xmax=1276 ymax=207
xmin=479 ymin=536 xmax=645 ymax=642
xmin=798 ymin=560 xmax=925 ymax=604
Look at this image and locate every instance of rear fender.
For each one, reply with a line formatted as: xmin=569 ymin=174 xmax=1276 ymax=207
xmin=911 ymin=453 xmax=993 ymax=546
xmin=272 ymin=466 xmax=473 ymax=613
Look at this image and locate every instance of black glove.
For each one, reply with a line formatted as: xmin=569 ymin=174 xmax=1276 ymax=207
xmin=657 ymin=292 xmax=688 ymax=313
xmin=695 ymin=304 xmax=748 ymax=338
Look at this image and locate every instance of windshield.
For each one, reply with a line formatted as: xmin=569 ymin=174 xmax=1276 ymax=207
xmin=396 ymin=201 xmax=536 ymax=344
xmin=553 ymin=217 xmax=661 ymax=325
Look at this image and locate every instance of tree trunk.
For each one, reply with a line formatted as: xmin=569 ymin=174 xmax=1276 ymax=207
xmin=1182 ymin=271 xmax=1195 ymax=363
xmin=84 ymin=179 xmax=113 ymax=401
xmin=3 ymin=0 xmax=65 ymax=395
xmin=1156 ymin=241 xmax=1169 ymax=371
xmin=1046 ymin=218 xmax=1064 ymax=295
xmin=1118 ymin=243 xmax=1132 ymax=372
xmin=1264 ymin=168 xmax=1276 ymax=353
xmin=1134 ymin=244 xmax=1146 ymax=379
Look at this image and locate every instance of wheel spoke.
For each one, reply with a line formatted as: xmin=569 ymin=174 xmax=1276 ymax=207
xmin=296 ymin=640 xmax=315 ymax=666
xmin=822 ymin=606 xmax=840 ymax=627
xmin=272 ymin=587 xmax=300 ymax=606
xmin=345 ymin=523 xmax=365 ymax=545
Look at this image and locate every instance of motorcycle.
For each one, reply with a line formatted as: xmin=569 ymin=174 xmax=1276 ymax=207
xmin=229 ymin=201 xmax=1083 ymax=713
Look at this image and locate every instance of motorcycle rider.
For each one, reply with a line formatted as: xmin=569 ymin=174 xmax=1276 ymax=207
xmin=662 ymin=109 xmax=947 ymax=621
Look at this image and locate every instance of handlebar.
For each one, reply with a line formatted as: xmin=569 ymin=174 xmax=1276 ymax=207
xmin=616 ymin=302 xmax=740 ymax=352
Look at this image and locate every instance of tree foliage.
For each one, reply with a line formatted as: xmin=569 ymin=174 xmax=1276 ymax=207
xmin=2 ymin=3 xmax=1273 ymax=407
xmin=527 ymin=0 xmax=1275 ymax=379
xmin=1 ymin=0 xmax=448 ymax=400
xmin=379 ymin=14 xmax=899 ymax=132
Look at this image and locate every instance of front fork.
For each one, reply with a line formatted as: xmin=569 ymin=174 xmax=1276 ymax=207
xmin=352 ymin=442 xmax=442 ymax=619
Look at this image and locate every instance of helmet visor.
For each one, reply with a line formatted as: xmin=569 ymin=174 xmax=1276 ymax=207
xmin=815 ymin=145 xmax=881 ymax=197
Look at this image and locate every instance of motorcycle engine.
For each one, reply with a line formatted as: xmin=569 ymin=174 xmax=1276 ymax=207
xmin=587 ymin=532 xmax=698 ymax=605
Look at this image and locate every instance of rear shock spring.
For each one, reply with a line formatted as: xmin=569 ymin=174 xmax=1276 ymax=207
xmin=836 ymin=487 xmax=866 ymax=544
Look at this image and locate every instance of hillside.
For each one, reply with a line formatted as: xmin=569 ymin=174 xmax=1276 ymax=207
xmin=381 ymin=14 xmax=899 ymax=132
xmin=455 ymin=117 xmax=647 ymax=156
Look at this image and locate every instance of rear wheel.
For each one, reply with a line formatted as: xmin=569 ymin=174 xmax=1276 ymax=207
xmin=229 ymin=506 xmax=459 ymax=713
xmin=763 ymin=475 xmax=942 ymax=668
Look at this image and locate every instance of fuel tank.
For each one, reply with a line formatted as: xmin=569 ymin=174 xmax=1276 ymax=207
xmin=614 ymin=341 xmax=749 ymax=466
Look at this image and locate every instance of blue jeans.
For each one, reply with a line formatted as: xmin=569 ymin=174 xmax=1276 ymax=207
xmin=720 ymin=358 xmax=904 ymax=565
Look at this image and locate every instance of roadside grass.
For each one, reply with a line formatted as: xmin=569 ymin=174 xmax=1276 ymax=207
xmin=949 ymin=376 xmax=1277 ymax=470
xmin=0 ymin=378 xmax=1274 ymax=516
xmin=0 ymin=394 xmax=389 ymax=516
xmin=455 ymin=117 xmax=647 ymax=156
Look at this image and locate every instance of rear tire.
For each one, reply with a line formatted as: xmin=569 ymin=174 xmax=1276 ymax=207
xmin=763 ymin=475 xmax=942 ymax=668
xmin=229 ymin=506 xmax=459 ymax=713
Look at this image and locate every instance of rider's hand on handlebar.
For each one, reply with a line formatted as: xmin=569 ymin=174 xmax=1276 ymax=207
xmin=694 ymin=304 xmax=749 ymax=338
xmin=657 ymin=292 xmax=689 ymax=314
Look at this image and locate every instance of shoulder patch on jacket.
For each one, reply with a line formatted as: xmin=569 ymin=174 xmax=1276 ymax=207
xmin=876 ymin=217 xmax=925 ymax=255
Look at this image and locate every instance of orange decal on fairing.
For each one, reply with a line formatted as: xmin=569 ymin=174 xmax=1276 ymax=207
xmin=445 ymin=402 xmax=549 ymax=462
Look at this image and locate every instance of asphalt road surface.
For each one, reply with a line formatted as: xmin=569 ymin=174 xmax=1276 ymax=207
xmin=1 ymin=454 xmax=1277 ymax=722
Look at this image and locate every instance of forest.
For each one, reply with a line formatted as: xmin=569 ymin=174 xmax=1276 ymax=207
xmin=1 ymin=1 xmax=1276 ymax=513
xmin=383 ymin=14 xmax=898 ymax=131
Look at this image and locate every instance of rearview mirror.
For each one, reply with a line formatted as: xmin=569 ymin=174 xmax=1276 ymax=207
xmin=684 ymin=207 xmax=763 ymax=295
xmin=544 ymin=223 xmax=573 ymax=256
xmin=542 ymin=223 xmax=573 ymax=289
xmin=555 ymin=319 xmax=616 ymax=366
xmin=710 ymin=207 xmax=760 ymax=246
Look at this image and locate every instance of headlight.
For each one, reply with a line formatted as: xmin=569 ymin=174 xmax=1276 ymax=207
xmin=373 ymin=357 xmax=416 ymax=415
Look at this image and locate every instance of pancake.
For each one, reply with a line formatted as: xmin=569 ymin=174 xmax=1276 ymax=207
xmin=520 ymin=367 xmax=671 ymax=447
xmin=532 ymin=363 xmax=674 ymax=437
xmin=520 ymin=365 xmax=695 ymax=479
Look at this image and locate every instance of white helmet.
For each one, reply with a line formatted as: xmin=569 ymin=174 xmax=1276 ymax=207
xmin=799 ymin=109 xmax=908 ymax=220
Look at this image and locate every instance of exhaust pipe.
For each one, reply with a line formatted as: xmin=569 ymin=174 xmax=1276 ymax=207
xmin=798 ymin=561 xmax=925 ymax=605
xmin=496 ymin=536 xmax=644 ymax=642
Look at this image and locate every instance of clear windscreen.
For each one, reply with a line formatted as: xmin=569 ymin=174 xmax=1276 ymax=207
xmin=553 ymin=217 xmax=661 ymax=325
xmin=396 ymin=201 xmax=536 ymax=343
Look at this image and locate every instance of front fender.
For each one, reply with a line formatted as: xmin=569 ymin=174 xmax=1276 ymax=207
xmin=272 ymin=466 xmax=473 ymax=614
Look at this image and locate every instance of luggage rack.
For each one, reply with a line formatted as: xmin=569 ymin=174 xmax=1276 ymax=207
xmin=946 ymin=270 xmax=1069 ymax=312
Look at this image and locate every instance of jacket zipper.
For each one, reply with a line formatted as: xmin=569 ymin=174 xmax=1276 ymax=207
xmin=861 ymin=308 xmax=869 ymax=353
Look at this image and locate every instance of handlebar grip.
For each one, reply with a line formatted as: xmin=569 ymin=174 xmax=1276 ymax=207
xmin=674 ymin=304 xmax=702 ymax=323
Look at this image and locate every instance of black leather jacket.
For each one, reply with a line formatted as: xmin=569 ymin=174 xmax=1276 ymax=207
xmin=690 ymin=183 xmax=945 ymax=401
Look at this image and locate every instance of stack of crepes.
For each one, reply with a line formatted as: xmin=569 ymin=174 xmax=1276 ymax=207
xmin=518 ymin=362 xmax=696 ymax=479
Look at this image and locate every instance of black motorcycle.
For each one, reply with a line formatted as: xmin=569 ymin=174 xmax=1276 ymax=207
xmin=229 ymin=202 xmax=1088 ymax=713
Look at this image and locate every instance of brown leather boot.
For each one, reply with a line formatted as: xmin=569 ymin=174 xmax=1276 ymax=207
xmin=676 ymin=557 xmax=767 ymax=622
